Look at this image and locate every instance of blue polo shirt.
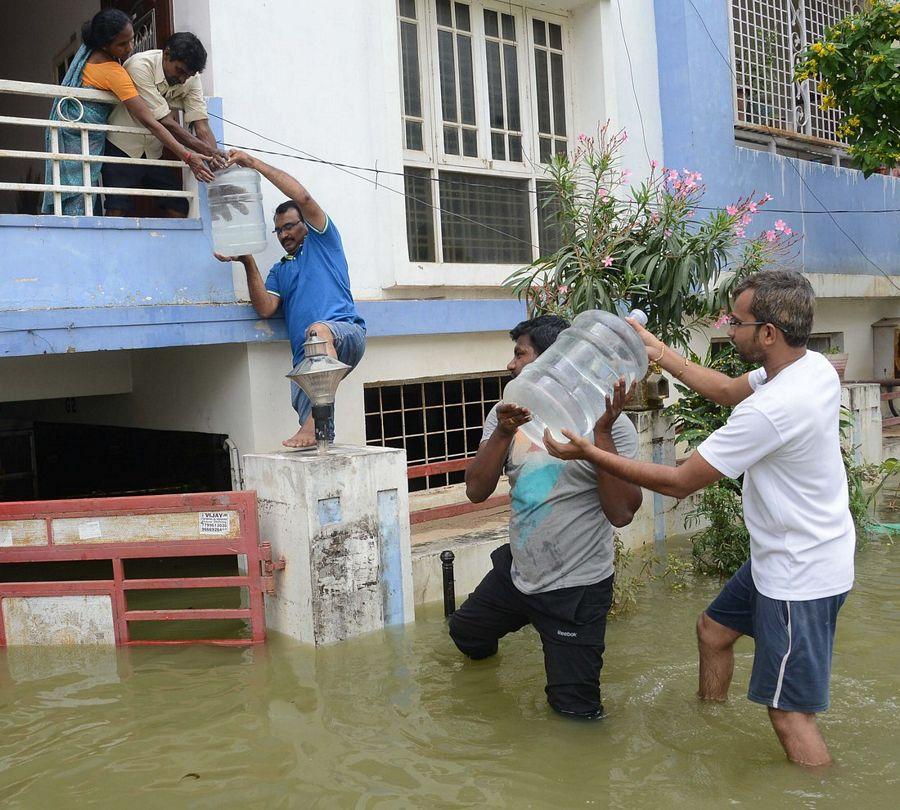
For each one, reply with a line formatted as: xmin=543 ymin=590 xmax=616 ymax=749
xmin=264 ymin=215 xmax=366 ymax=363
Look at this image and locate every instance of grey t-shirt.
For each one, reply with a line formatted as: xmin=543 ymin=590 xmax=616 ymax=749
xmin=483 ymin=404 xmax=639 ymax=594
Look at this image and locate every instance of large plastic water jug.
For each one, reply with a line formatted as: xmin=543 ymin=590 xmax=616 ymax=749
xmin=207 ymin=166 xmax=267 ymax=255
xmin=503 ymin=309 xmax=648 ymax=448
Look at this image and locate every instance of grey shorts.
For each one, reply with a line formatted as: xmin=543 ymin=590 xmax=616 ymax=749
xmin=706 ymin=560 xmax=848 ymax=713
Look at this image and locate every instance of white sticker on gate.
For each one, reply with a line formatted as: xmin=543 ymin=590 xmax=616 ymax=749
xmin=78 ymin=521 xmax=102 ymax=540
xmin=199 ymin=511 xmax=230 ymax=535
xmin=0 ymin=528 xmax=13 ymax=546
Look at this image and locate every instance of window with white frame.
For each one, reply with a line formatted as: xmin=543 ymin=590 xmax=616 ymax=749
xmin=397 ymin=0 xmax=570 ymax=264
xmin=731 ymin=0 xmax=860 ymax=152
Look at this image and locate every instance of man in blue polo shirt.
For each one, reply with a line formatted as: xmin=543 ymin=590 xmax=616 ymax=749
xmin=214 ymin=151 xmax=366 ymax=448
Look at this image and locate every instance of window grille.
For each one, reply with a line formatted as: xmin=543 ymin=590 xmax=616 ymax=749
xmin=731 ymin=0 xmax=860 ymax=147
xmin=439 ymin=172 xmax=531 ymax=263
xmin=364 ymin=371 xmax=510 ymax=492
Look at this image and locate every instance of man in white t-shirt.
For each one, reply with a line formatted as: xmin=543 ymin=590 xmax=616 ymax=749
xmin=543 ymin=270 xmax=853 ymax=766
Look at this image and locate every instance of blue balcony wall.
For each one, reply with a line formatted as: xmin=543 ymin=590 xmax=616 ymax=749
xmin=0 ymin=97 xmax=230 ymax=311
xmin=654 ymin=0 xmax=900 ymax=277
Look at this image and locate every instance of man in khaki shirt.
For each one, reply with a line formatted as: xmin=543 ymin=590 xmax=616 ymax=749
xmin=103 ymin=32 xmax=226 ymax=217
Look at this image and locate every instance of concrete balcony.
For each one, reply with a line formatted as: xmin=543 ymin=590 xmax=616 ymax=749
xmin=0 ymin=79 xmax=276 ymax=357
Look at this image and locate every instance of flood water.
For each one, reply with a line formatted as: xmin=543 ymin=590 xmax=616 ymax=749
xmin=0 ymin=540 xmax=897 ymax=808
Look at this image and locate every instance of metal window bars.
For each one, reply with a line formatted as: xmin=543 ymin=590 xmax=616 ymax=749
xmin=731 ymin=0 xmax=860 ymax=148
xmin=0 ymin=78 xmax=197 ymax=217
xmin=364 ymin=371 xmax=510 ymax=492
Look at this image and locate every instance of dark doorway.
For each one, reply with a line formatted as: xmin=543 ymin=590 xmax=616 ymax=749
xmin=0 ymin=421 xmax=232 ymax=502
xmin=103 ymin=0 xmax=174 ymax=52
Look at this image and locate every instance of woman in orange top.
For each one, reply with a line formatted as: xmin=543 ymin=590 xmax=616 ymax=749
xmin=43 ymin=9 xmax=215 ymax=215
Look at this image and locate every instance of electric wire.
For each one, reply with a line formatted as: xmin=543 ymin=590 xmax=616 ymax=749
xmin=683 ymin=0 xmax=899 ymax=290
xmin=215 ymin=125 xmax=900 ymax=215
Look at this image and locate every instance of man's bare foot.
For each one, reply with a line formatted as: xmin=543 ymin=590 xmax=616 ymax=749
xmin=283 ymin=420 xmax=315 ymax=449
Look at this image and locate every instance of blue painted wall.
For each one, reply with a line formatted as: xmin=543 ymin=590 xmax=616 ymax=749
xmin=654 ymin=0 xmax=900 ymax=276
xmin=0 ymin=94 xmax=526 ymax=358
xmin=0 ymin=299 xmax=526 ymax=358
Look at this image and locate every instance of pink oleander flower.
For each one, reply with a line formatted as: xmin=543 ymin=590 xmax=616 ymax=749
xmin=762 ymin=193 xmax=773 ymax=202
xmin=668 ymin=170 xmax=679 ymax=182
xmin=741 ymin=213 xmax=752 ymax=226
xmin=621 ymin=130 xmax=629 ymax=142
xmin=664 ymin=228 xmax=673 ymax=238
xmin=764 ymin=230 xmax=777 ymax=242
xmin=774 ymin=219 xmax=787 ymax=232
xmin=726 ymin=204 xmax=739 ymax=216
xmin=621 ymin=169 xmax=632 ymax=182
xmin=783 ymin=226 xmax=792 ymax=236
xmin=748 ymin=202 xmax=757 ymax=213
xmin=599 ymin=187 xmax=609 ymax=199
xmin=735 ymin=227 xmax=746 ymax=237
xmin=713 ymin=312 xmax=731 ymax=329
xmin=650 ymin=159 xmax=658 ymax=169
xmin=558 ymin=284 xmax=569 ymax=294
xmin=686 ymin=209 xmax=695 ymax=218
xmin=602 ymin=256 xmax=613 ymax=267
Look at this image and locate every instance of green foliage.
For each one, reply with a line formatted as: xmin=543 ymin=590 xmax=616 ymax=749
xmin=610 ymin=534 xmax=656 ymax=617
xmin=795 ymin=1 xmax=900 ymax=177
xmin=667 ymin=343 xmax=754 ymax=578
xmin=504 ymin=124 xmax=798 ymax=352
xmin=841 ymin=405 xmax=899 ymax=546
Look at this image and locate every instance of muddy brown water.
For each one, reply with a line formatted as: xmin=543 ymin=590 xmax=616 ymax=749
xmin=0 ymin=540 xmax=896 ymax=808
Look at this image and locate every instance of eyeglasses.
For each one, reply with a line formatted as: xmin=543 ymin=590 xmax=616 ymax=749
xmin=726 ymin=317 xmax=768 ymax=328
xmin=273 ymin=220 xmax=303 ymax=235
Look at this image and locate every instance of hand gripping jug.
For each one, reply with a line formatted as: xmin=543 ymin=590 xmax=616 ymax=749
xmin=207 ymin=166 xmax=267 ymax=256
xmin=503 ymin=309 xmax=648 ymax=448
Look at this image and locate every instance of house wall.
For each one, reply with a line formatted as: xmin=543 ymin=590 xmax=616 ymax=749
xmin=653 ymin=0 xmax=900 ymax=293
xmin=0 ymin=0 xmax=100 ymax=213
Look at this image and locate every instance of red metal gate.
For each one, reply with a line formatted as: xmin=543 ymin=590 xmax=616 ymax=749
xmin=0 ymin=491 xmax=271 ymax=646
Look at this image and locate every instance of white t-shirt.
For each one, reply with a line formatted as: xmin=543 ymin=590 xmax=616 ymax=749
xmin=697 ymin=351 xmax=854 ymax=600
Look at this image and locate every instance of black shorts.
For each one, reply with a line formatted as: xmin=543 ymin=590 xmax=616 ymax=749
xmin=448 ymin=544 xmax=614 ymax=719
xmin=101 ymin=141 xmax=189 ymax=216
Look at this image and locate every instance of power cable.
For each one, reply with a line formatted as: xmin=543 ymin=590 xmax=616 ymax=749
xmin=615 ymin=0 xmax=653 ymax=166
xmin=683 ymin=0 xmax=899 ymax=290
xmin=208 ymin=112 xmax=543 ymax=252
xmin=217 ymin=133 xmax=900 ymax=215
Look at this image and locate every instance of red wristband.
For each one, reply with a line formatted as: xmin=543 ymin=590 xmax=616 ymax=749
xmin=183 ymin=151 xmax=192 ymax=164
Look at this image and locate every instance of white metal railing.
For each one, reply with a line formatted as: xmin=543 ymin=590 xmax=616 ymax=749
xmin=0 ymin=78 xmax=196 ymax=217
xmin=730 ymin=0 xmax=860 ymax=149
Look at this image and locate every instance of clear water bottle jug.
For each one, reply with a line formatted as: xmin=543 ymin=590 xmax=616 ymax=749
xmin=207 ymin=166 xmax=267 ymax=255
xmin=503 ymin=309 xmax=648 ymax=448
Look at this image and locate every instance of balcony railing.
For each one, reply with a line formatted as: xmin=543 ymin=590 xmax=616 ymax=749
xmin=0 ymin=78 xmax=196 ymax=217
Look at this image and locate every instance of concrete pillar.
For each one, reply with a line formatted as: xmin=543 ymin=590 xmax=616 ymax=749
xmin=243 ymin=446 xmax=414 ymax=644
xmin=841 ymin=383 xmax=883 ymax=466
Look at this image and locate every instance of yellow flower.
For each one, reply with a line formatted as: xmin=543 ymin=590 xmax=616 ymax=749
xmin=872 ymin=54 xmax=885 ymax=63
xmin=826 ymin=43 xmax=837 ymax=54
xmin=817 ymin=80 xmax=829 ymax=92
xmin=812 ymin=42 xmax=825 ymax=55
xmin=820 ymin=94 xmax=836 ymax=110
xmin=848 ymin=116 xmax=861 ymax=127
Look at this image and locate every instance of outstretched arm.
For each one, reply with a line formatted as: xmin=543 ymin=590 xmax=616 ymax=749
xmin=626 ymin=318 xmax=753 ymax=407
xmin=213 ymin=253 xmax=280 ymax=318
xmin=465 ymin=404 xmax=530 ymax=503
xmin=226 ymin=150 xmax=327 ymax=232
xmin=545 ymin=431 xmax=723 ymax=500
xmin=590 ymin=379 xmax=643 ymax=527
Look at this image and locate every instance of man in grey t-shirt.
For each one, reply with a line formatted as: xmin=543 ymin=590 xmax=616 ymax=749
xmin=449 ymin=315 xmax=642 ymax=719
